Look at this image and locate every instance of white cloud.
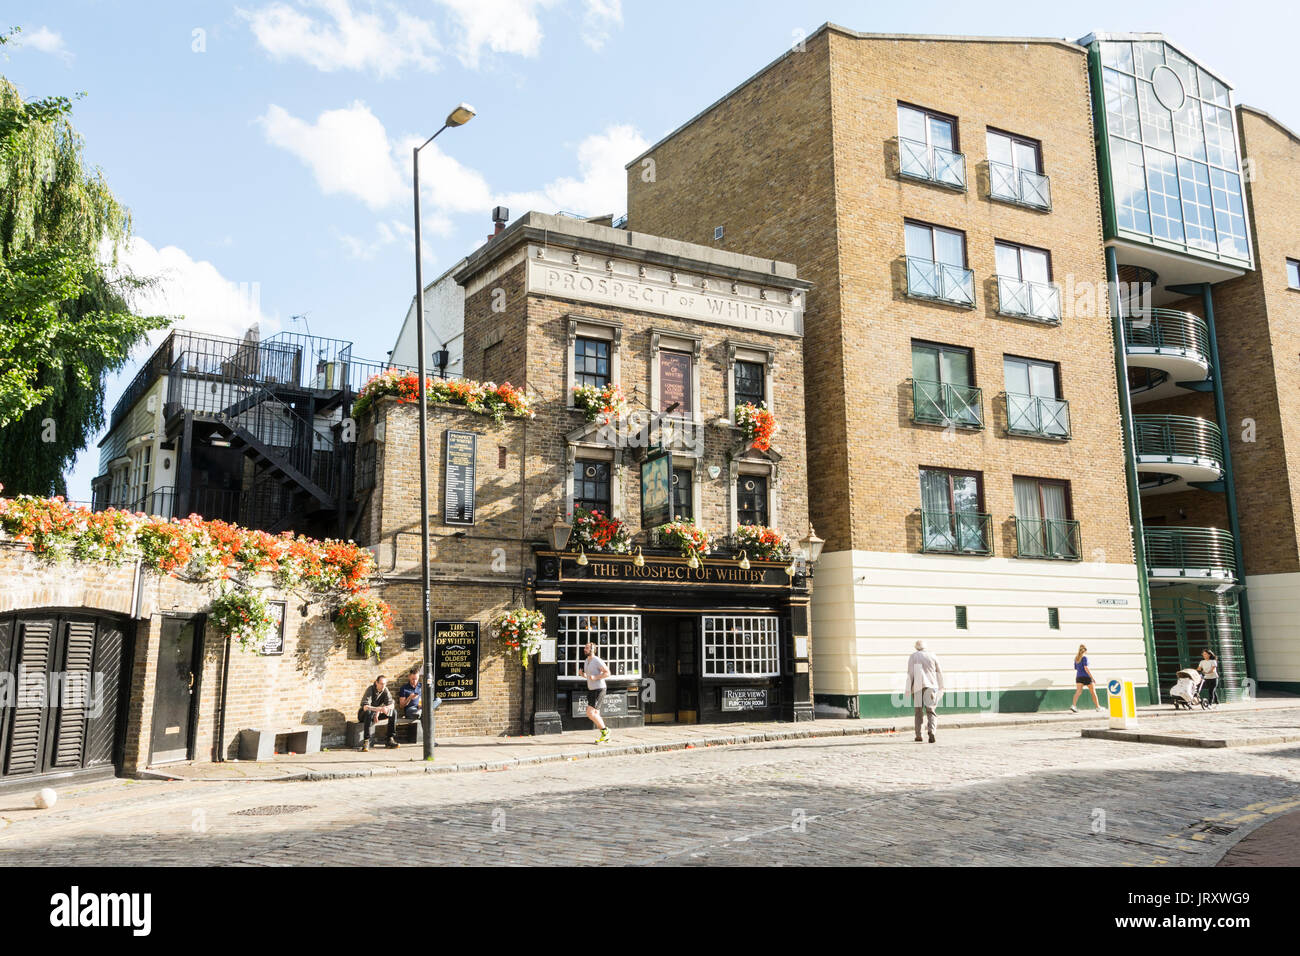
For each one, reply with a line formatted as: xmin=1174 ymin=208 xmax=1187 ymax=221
xmin=527 ymin=123 xmax=647 ymax=215
xmin=579 ymin=0 xmax=622 ymax=51
xmin=335 ymin=217 xmax=442 ymax=261
xmin=258 ymin=101 xmax=407 ymax=210
xmin=241 ymin=0 xmax=623 ymax=75
xmin=240 ymin=0 xmax=439 ymax=78
xmin=437 ymin=0 xmax=558 ymax=68
xmin=20 ymin=26 xmax=73 ymax=62
xmin=111 ymin=237 xmax=277 ymax=342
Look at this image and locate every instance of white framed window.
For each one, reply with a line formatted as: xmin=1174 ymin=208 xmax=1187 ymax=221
xmin=702 ymin=615 xmax=780 ymax=677
xmin=566 ymin=316 xmax=622 ymax=407
xmin=557 ymin=613 xmax=642 ymax=680
xmin=726 ymin=341 xmax=776 ymax=418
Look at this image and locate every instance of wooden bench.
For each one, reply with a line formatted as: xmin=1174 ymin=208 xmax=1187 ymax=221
xmin=238 ymin=725 xmax=322 ymax=761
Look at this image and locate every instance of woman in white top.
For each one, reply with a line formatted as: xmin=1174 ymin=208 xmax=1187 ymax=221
xmin=1198 ymin=649 xmax=1219 ymax=707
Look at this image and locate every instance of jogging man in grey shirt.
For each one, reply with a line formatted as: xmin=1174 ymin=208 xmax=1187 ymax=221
xmin=582 ymin=641 xmax=611 ymax=744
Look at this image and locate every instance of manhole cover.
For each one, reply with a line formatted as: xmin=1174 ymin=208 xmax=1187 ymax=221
xmin=233 ymin=805 xmax=315 ymax=816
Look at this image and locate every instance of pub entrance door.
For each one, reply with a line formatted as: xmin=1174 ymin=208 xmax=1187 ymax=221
xmin=149 ymin=616 xmax=203 ymax=765
xmin=643 ymin=616 xmax=698 ymax=724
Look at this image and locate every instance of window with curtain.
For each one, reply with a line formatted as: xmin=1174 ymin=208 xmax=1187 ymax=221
xmin=737 ymin=474 xmax=769 ymax=527
xmin=1014 ymin=476 xmax=1075 ymax=558
xmin=919 ymin=468 xmax=985 ymax=553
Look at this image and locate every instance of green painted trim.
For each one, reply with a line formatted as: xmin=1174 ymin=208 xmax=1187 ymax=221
xmin=1255 ymin=681 xmax=1300 ymax=695
xmin=1107 ymin=247 xmax=1161 ymax=699
xmin=1198 ymin=284 xmax=1256 ymax=677
xmin=815 ymin=686 xmax=1153 ymax=719
xmin=1085 ymin=44 xmax=1119 ymax=242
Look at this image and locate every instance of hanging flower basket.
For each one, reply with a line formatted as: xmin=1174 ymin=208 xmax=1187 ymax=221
xmin=492 ymin=607 xmax=546 ymax=668
xmin=570 ymin=507 xmax=631 ymax=553
xmin=209 ymin=588 xmax=277 ymax=652
xmin=654 ymin=521 xmax=715 ymax=557
xmin=732 ymin=524 xmax=790 ymax=561
xmin=334 ymin=593 xmax=395 ymax=660
xmin=572 ymin=383 xmax=627 ymax=425
xmin=734 ymin=402 xmax=777 ymax=451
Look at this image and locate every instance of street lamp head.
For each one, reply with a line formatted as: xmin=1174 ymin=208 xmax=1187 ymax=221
xmin=445 ymin=103 xmax=476 ymax=127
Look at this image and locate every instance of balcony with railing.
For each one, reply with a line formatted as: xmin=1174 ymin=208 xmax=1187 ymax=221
xmin=987 ymin=161 xmax=1051 ymax=210
xmin=1005 ymin=393 xmax=1071 ymax=440
xmin=921 ymin=511 xmax=994 ymax=555
xmin=1144 ymin=527 xmax=1236 ymax=582
xmin=912 ymin=380 xmax=983 ymax=430
xmin=996 ymin=276 xmax=1061 ymax=323
xmin=905 ymin=256 xmax=976 ymax=307
xmin=1122 ymin=309 xmax=1212 ymax=396
xmin=897 ymin=138 xmax=967 ymax=190
xmin=1133 ymin=415 xmax=1224 ymax=491
xmin=1014 ymin=517 xmax=1081 ymax=560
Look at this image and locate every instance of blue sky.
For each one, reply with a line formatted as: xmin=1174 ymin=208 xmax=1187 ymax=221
xmin=2 ymin=0 xmax=1292 ymax=500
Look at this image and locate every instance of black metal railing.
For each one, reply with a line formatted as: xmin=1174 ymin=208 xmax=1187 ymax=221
xmin=1123 ymin=309 xmax=1212 ymax=365
xmin=1014 ymin=517 xmax=1081 ymax=560
xmin=921 ymin=511 xmax=993 ymax=555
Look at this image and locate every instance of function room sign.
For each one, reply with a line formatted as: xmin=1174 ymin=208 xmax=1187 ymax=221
xmin=433 ymin=621 xmax=479 ymax=700
xmin=443 ymin=430 xmax=477 ymax=526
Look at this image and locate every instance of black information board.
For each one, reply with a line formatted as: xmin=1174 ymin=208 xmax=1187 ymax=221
xmin=443 ymin=430 xmax=477 ymax=526
xmin=721 ymin=687 xmax=768 ymax=711
xmin=433 ymin=621 xmax=479 ymax=700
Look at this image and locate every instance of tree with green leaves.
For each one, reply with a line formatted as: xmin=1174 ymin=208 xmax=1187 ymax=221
xmin=1 ymin=26 xmax=169 ymax=496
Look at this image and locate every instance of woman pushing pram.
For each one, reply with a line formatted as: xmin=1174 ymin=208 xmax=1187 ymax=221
xmin=1170 ymin=668 xmax=1209 ymax=710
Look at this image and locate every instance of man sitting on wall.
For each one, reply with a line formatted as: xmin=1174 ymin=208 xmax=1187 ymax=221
xmin=357 ymin=674 xmax=398 ymax=751
xmin=397 ymin=668 xmax=423 ymax=721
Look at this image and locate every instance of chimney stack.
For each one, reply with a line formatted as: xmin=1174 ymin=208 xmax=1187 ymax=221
xmin=490 ymin=206 xmax=509 ymax=240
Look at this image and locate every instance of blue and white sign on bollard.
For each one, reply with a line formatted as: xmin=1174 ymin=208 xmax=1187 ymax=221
xmin=1107 ymin=678 xmax=1138 ymax=729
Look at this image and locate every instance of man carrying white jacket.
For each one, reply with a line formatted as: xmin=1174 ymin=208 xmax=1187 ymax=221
xmin=905 ymin=639 xmax=944 ymax=744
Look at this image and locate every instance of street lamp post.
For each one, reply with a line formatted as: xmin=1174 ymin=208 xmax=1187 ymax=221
xmin=413 ymin=102 xmax=475 ymax=761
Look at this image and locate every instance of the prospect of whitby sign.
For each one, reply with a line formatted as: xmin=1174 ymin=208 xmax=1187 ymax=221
xmin=526 ymin=246 xmax=803 ymax=336
xmin=552 ymin=554 xmax=790 ymax=588
xmin=433 ymin=621 xmax=479 ymax=701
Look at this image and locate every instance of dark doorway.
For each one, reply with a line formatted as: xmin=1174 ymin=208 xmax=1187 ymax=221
xmin=1 ymin=612 xmax=130 ymax=783
xmin=643 ymin=616 xmax=698 ymax=724
xmin=149 ymin=616 xmax=202 ymax=765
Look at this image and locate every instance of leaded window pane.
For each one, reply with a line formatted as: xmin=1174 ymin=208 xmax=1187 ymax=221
xmin=737 ymin=474 xmax=768 ymax=527
xmin=734 ymin=360 xmax=765 ymax=407
xmin=574 ymin=459 xmax=611 ymax=514
xmin=574 ymin=337 xmax=610 ymax=390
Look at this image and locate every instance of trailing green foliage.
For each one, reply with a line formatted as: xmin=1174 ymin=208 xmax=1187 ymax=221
xmin=0 ymin=62 xmax=169 ymax=494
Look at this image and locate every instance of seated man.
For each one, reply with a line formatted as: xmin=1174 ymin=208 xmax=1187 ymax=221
xmin=357 ymin=674 xmax=398 ymax=751
xmin=397 ymin=668 xmax=423 ymax=721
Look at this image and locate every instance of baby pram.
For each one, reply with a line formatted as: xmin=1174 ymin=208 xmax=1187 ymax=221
xmin=1170 ymin=668 xmax=1209 ymax=710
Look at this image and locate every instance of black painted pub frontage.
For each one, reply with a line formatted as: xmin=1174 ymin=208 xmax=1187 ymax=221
xmin=529 ymin=549 xmax=814 ymax=732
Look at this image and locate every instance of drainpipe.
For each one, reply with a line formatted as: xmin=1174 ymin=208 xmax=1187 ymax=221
xmin=1197 ymin=282 xmax=1256 ymax=678
xmin=215 ymin=632 xmax=232 ymax=762
xmin=1106 ymin=247 xmax=1160 ymax=702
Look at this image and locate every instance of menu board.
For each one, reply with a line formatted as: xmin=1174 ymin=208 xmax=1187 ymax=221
xmin=433 ymin=621 xmax=479 ymax=700
xmin=659 ymin=351 xmax=692 ymax=414
xmin=443 ymin=430 xmax=477 ymax=526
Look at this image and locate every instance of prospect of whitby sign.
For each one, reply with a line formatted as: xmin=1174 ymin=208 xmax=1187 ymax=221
xmin=553 ymin=555 xmax=789 ymax=587
xmin=433 ymin=621 xmax=479 ymax=701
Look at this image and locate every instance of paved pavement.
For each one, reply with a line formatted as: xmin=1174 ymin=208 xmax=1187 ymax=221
xmin=138 ymin=696 xmax=1300 ymax=781
xmin=1 ymin=704 xmax=1297 ymax=867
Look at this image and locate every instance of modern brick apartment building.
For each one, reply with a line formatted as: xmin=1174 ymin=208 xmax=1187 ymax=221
xmin=360 ymin=212 xmax=818 ymax=732
xmin=628 ymin=26 xmax=1151 ymax=714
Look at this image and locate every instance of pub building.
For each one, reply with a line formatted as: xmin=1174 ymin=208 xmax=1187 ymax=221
xmin=360 ymin=211 xmax=819 ymax=734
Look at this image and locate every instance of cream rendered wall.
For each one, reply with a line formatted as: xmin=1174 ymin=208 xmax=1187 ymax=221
xmin=812 ymin=549 xmax=1149 ymax=711
xmin=1245 ymin=573 xmax=1300 ymax=687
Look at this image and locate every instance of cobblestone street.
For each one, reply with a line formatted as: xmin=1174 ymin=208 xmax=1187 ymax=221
xmin=3 ymin=709 xmax=1298 ymax=866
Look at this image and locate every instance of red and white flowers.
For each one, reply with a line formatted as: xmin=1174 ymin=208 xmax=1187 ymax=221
xmin=208 ymin=588 xmax=277 ymax=652
xmin=733 ymin=524 xmax=790 ymax=560
xmin=734 ymin=402 xmax=777 ymax=451
xmin=572 ymin=383 xmax=627 ymax=424
xmin=491 ymin=607 xmax=547 ymax=667
xmin=352 ymin=370 xmax=535 ymax=423
xmin=570 ymin=507 xmax=631 ymax=553
xmin=335 ymin=593 xmax=395 ymax=659
xmin=654 ymin=521 xmax=714 ymax=557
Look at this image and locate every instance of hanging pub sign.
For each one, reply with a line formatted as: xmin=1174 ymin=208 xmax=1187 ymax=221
xmin=260 ymin=601 xmax=286 ymax=656
xmin=443 ymin=429 xmax=477 ymax=526
xmin=640 ymin=448 xmax=671 ymax=530
xmin=433 ymin=621 xmax=479 ymax=700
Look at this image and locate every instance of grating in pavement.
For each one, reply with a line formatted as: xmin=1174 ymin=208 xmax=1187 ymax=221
xmin=232 ymin=805 xmax=315 ymax=816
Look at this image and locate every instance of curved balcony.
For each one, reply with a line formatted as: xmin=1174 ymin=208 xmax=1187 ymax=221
xmin=1133 ymin=415 xmax=1224 ymax=493
xmin=1144 ymin=527 xmax=1236 ymax=583
xmin=1123 ymin=310 xmax=1211 ymax=401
